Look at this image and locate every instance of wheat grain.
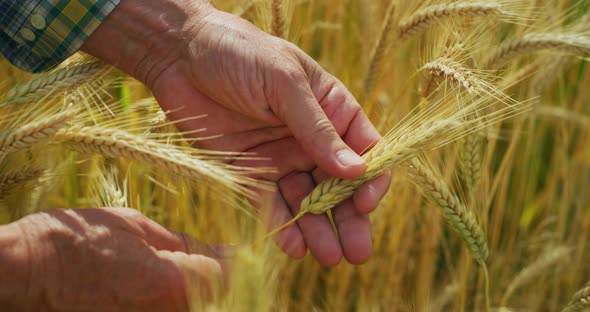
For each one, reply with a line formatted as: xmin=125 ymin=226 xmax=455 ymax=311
xmin=406 ymin=158 xmax=489 ymax=262
xmin=360 ymin=1 xmax=396 ymax=102
xmin=460 ymin=127 xmax=484 ymax=190
xmin=501 ymin=246 xmax=570 ymax=305
xmin=264 ymin=119 xmax=466 ymax=238
xmin=424 ymin=57 xmax=479 ymax=94
xmin=92 ymin=166 xmax=127 ymax=208
xmin=0 ymin=108 xmax=78 ymax=157
xmin=3 ymin=61 xmax=108 ymax=105
xmin=271 ymin=0 xmax=286 ymax=38
xmin=398 ymin=2 xmax=502 ymax=40
xmin=563 ymin=282 xmax=590 ymax=312
xmin=55 ymin=125 xmax=267 ymax=199
xmin=301 ymin=119 xmax=463 ymax=215
xmin=486 ymin=33 xmax=590 ymax=67
xmin=0 ymin=166 xmax=44 ymax=196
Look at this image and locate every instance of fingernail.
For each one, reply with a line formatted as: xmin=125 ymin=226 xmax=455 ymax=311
xmin=336 ymin=149 xmax=364 ymax=168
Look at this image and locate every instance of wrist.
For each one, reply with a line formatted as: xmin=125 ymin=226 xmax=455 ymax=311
xmin=81 ymin=0 xmax=215 ymax=88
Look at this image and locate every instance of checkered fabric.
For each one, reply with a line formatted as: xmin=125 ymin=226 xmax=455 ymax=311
xmin=0 ymin=0 xmax=120 ymax=73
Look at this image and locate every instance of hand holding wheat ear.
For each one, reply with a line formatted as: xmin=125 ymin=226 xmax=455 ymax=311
xmin=82 ymin=0 xmax=390 ymax=266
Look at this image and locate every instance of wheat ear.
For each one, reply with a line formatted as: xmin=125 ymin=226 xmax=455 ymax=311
xmin=0 ymin=108 xmax=78 ymax=157
xmin=264 ymin=119 xmax=463 ymax=238
xmin=0 ymin=166 xmax=45 ymax=196
xmin=3 ymin=61 xmax=107 ymax=105
xmin=359 ymin=1 xmax=396 ymax=102
xmin=501 ymin=246 xmax=570 ymax=305
xmin=94 ymin=167 xmax=127 ymax=208
xmin=486 ymin=33 xmax=590 ymax=67
xmin=301 ymin=119 xmax=462 ymax=215
xmin=55 ymin=125 xmax=265 ymax=199
xmin=406 ymin=158 xmax=488 ymax=262
xmin=423 ymin=57 xmax=479 ymax=94
xmin=563 ymin=282 xmax=590 ymax=312
xmin=398 ymin=2 xmax=502 ymax=40
xmin=271 ymin=0 xmax=286 ymax=38
xmin=459 ymin=125 xmax=484 ymax=191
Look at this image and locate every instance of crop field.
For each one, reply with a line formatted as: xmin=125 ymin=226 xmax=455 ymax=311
xmin=1 ymin=0 xmax=589 ymax=311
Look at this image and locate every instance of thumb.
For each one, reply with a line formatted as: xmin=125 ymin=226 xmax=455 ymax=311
xmin=276 ymin=71 xmax=366 ymax=179
xmin=157 ymin=250 xmax=225 ymax=304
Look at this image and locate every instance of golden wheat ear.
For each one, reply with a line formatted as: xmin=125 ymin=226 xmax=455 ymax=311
xmin=263 ymin=210 xmax=307 ymax=239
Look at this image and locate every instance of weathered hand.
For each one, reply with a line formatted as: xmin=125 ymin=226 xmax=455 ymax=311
xmin=0 ymin=208 xmax=226 ymax=312
xmin=83 ymin=0 xmax=391 ymax=266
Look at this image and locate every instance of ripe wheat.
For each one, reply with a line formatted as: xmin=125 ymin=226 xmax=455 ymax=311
xmin=3 ymin=61 xmax=108 ymax=105
xmin=399 ymin=2 xmax=503 ymax=39
xmin=360 ymin=1 xmax=396 ymax=102
xmin=486 ymin=33 xmax=590 ymax=67
xmin=55 ymin=125 xmax=270 ymax=199
xmin=424 ymin=57 xmax=479 ymax=94
xmin=0 ymin=166 xmax=44 ymax=196
xmin=502 ymin=246 xmax=571 ymax=305
xmin=406 ymin=158 xmax=489 ymax=262
xmin=0 ymin=108 xmax=78 ymax=157
xmin=563 ymin=282 xmax=590 ymax=312
xmin=271 ymin=0 xmax=286 ymax=38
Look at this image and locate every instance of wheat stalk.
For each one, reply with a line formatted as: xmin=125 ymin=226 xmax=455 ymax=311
xmin=0 ymin=166 xmax=45 ymax=196
xmin=360 ymin=1 xmax=396 ymax=102
xmin=55 ymin=125 xmax=268 ymax=199
xmin=486 ymin=33 xmax=590 ymax=67
xmin=406 ymin=158 xmax=489 ymax=262
xmin=563 ymin=282 xmax=590 ymax=312
xmin=0 ymin=108 xmax=79 ymax=157
xmin=2 ymin=61 xmax=108 ymax=105
xmin=501 ymin=246 xmax=570 ymax=305
xmin=271 ymin=0 xmax=286 ymax=38
xmin=398 ymin=2 xmax=503 ymax=40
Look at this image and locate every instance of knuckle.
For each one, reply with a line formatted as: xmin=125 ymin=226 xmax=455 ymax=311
xmin=305 ymin=118 xmax=336 ymax=145
xmin=117 ymin=208 xmax=145 ymax=220
xmin=277 ymin=63 xmax=307 ymax=84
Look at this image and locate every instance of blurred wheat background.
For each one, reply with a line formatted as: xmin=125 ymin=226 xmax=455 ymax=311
xmin=1 ymin=0 xmax=590 ymax=311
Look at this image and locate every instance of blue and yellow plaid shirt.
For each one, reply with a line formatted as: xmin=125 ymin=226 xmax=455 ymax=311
xmin=0 ymin=0 xmax=119 ymax=73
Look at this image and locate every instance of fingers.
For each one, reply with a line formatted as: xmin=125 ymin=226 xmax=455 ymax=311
xmin=279 ymin=172 xmax=343 ymax=266
xmin=310 ymin=170 xmax=373 ymax=264
xmin=353 ymin=171 xmax=392 ymax=214
xmin=296 ymin=49 xmax=382 ymax=153
xmin=332 ymin=199 xmax=372 ymax=264
xmin=157 ymin=250 xmax=224 ymax=305
xmin=115 ymin=208 xmax=228 ymax=261
xmin=273 ymin=68 xmax=366 ymax=180
xmin=258 ymin=188 xmax=307 ymax=259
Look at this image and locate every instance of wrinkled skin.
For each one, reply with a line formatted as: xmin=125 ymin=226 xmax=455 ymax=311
xmin=1 ymin=0 xmax=393 ymax=311
xmin=83 ymin=0 xmax=391 ymax=266
xmin=0 ymin=208 xmax=226 ymax=312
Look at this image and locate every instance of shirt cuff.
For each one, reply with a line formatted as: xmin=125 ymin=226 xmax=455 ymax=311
xmin=0 ymin=0 xmax=120 ymax=73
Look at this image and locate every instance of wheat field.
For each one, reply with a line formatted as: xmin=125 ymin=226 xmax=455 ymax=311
xmin=1 ymin=0 xmax=590 ymax=311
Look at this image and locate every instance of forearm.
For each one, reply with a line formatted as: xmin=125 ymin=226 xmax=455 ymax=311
xmin=81 ymin=0 xmax=214 ymax=87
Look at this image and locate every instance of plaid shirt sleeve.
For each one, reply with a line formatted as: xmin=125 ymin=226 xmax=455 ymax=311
xmin=0 ymin=0 xmax=120 ymax=73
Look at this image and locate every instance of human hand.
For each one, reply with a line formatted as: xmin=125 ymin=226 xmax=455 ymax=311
xmin=82 ymin=0 xmax=391 ymax=266
xmin=0 ymin=208 xmax=226 ymax=312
